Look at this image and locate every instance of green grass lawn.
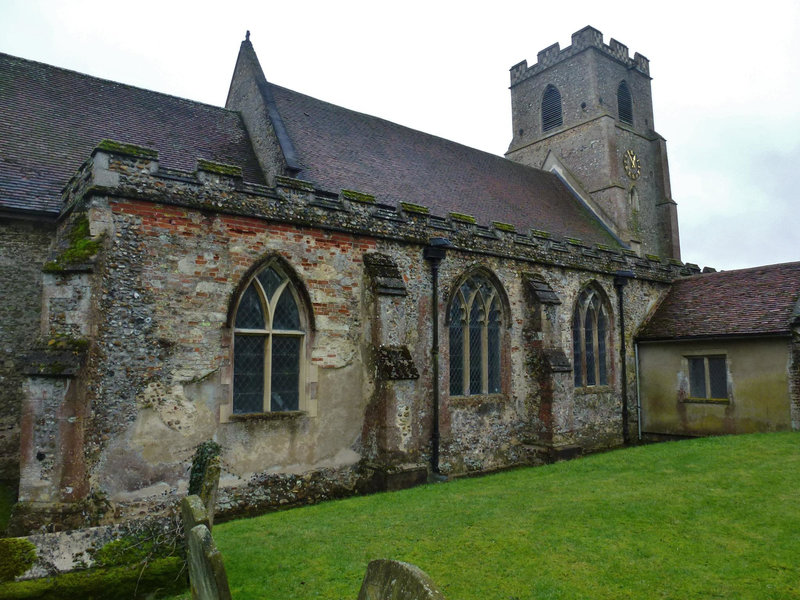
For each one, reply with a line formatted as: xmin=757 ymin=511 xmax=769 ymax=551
xmin=170 ymin=433 xmax=800 ymax=599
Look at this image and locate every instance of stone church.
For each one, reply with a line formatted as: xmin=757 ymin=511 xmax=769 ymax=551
xmin=1 ymin=26 xmax=797 ymax=533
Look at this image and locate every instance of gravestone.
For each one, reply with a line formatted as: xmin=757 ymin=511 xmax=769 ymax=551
xmin=187 ymin=524 xmax=232 ymax=600
xmin=200 ymin=455 xmax=221 ymax=527
xmin=181 ymin=495 xmax=210 ymax=547
xmin=358 ymin=559 xmax=446 ymax=600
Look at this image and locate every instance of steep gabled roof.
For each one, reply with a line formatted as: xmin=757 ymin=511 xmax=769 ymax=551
xmin=637 ymin=262 xmax=800 ymax=340
xmin=0 ymin=53 xmax=265 ymax=215
xmin=267 ymin=83 xmax=618 ymax=246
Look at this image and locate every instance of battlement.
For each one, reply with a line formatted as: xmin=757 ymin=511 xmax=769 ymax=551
xmin=510 ymin=26 xmax=650 ymax=86
xmin=60 ymin=141 xmax=699 ymax=283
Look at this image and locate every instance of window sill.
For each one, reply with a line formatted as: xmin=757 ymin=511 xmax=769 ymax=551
xmin=228 ymin=410 xmax=308 ymax=422
xmin=574 ymin=385 xmax=613 ymax=395
xmin=682 ymin=398 xmax=730 ymax=405
xmin=448 ymin=393 xmax=507 ymax=408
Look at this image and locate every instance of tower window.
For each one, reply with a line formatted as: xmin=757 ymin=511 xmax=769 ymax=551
xmin=449 ymin=273 xmax=504 ymax=396
xmin=542 ymin=85 xmax=563 ymax=132
xmin=617 ymin=81 xmax=633 ymax=125
xmin=233 ymin=264 xmax=307 ymax=413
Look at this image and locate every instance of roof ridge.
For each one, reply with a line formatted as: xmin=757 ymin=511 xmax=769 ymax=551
xmin=268 ymin=81 xmax=550 ymax=176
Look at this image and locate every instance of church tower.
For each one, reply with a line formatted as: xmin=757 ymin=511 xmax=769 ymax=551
xmin=506 ymin=26 xmax=680 ymax=259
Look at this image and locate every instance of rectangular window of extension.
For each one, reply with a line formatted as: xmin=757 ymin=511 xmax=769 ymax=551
xmin=687 ymin=355 xmax=728 ymax=401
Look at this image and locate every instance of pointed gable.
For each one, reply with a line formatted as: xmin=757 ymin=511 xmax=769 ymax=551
xmin=226 ymin=39 xmax=620 ymax=247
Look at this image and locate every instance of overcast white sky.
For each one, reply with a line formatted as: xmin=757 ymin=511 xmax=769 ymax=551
xmin=2 ymin=0 xmax=798 ymax=271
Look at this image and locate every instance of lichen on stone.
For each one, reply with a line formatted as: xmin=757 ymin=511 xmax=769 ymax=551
xmin=341 ymin=189 xmax=376 ymax=204
xmin=400 ymin=202 xmax=429 ymax=215
xmin=492 ymin=221 xmax=515 ymax=232
xmin=0 ymin=538 xmax=37 ymax=582
xmin=197 ymin=159 xmax=242 ymax=178
xmin=94 ymin=139 xmax=158 ymax=160
xmin=449 ymin=212 xmax=477 ymax=224
xmin=276 ymin=175 xmax=315 ymax=191
xmin=42 ymin=217 xmax=103 ymax=272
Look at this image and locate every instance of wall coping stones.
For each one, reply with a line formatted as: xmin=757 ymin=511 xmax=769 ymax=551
xmin=60 ymin=149 xmax=702 ymax=284
xmin=197 ymin=159 xmax=243 ymax=178
xmin=401 ymin=201 xmax=430 ymax=215
xmin=342 ymin=189 xmax=376 ymax=204
xmin=92 ymin=139 xmax=159 ymax=160
xmin=276 ymin=175 xmax=315 ymax=191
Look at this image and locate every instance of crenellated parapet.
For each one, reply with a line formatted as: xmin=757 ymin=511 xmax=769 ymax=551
xmin=61 ymin=141 xmax=700 ymax=282
xmin=510 ymin=26 xmax=650 ymax=87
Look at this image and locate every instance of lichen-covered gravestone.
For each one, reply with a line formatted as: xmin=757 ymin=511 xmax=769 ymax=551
xmin=200 ymin=455 xmax=221 ymax=527
xmin=357 ymin=559 xmax=446 ymax=600
xmin=187 ymin=524 xmax=231 ymax=600
xmin=181 ymin=495 xmax=210 ymax=547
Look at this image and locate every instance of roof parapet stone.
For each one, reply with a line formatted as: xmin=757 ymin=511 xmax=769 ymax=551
xmin=510 ymin=25 xmax=650 ymax=86
xmin=59 ymin=149 xmax=694 ymax=282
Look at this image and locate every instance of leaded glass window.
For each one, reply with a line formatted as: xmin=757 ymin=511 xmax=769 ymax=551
xmin=449 ymin=273 xmax=504 ymax=396
xmin=233 ymin=266 xmax=305 ymax=413
xmin=573 ymin=286 xmax=610 ymax=388
xmin=687 ymin=355 xmax=728 ymax=400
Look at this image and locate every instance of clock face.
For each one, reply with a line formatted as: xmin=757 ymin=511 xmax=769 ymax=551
xmin=623 ymin=149 xmax=641 ymax=180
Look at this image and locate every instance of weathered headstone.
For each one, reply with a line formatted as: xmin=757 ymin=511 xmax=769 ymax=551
xmin=187 ymin=524 xmax=232 ymax=600
xmin=181 ymin=495 xmax=210 ymax=547
xmin=358 ymin=559 xmax=446 ymax=600
xmin=199 ymin=455 xmax=221 ymax=527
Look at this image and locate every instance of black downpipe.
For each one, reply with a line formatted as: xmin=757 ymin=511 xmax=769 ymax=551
xmin=423 ymin=239 xmax=450 ymax=474
xmin=614 ymin=270 xmax=635 ymax=445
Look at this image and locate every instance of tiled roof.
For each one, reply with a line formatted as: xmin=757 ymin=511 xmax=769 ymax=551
xmin=0 ymin=53 xmax=265 ymax=215
xmin=268 ymin=84 xmax=619 ymax=246
xmin=637 ymin=262 xmax=800 ymax=340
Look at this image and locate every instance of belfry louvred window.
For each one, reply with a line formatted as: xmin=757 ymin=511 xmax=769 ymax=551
xmin=233 ymin=265 xmax=305 ymax=413
xmin=617 ymin=80 xmax=633 ymax=125
xmin=542 ymin=84 xmax=563 ymax=132
xmin=572 ymin=286 xmax=610 ymax=387
xmin=449 ymin=274 xmax=503 ymax=396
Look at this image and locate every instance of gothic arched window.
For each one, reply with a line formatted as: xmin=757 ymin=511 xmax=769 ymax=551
xmin=572 ymin=286 xmax=610 ymax=387
xmin=542 ymin=85 xmax=563 ymax=132
xmin=233 ymin=264 xmax=306 ymax=413
xmin=617 ymin=81 xmax=633 ymax=125
xmin=449 ymin=274 xmax=503 ymax=396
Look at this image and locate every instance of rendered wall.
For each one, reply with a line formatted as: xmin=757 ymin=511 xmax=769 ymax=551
xmin=638 ymin=337 xmax=793 ymax=436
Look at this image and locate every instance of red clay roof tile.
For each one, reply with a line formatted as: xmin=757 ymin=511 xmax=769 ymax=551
xmin=638 ymin=262 xmax=800 ymax=340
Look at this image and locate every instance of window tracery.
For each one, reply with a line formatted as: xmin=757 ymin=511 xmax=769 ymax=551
xmin=233 ymin=264 xmax=306 ymax=413
xmin=572 ymin=286 xmax=610 ymax=387
xmin=449 ymin=274 xmax=503 ymax=396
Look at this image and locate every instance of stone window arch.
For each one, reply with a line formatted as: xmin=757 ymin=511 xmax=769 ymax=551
xmin=617 ymin=80 xmax=633 ymax=125
xmin=231 ymin=260 xmax=310 ymax=413
xmin=542 ymin=84 xmax=563 ymax=132
xmin=448 ymin=272 xmax=507 ymax=396
xmin=572 ymin=284 xmax=611 ymax=387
